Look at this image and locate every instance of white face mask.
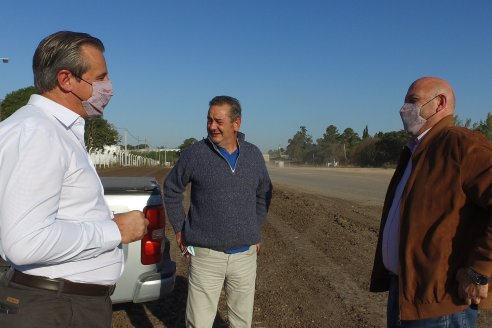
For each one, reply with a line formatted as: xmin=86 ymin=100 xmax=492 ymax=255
xmin=399 ymin=95 xmax=439 ymax=136
xmin=80 ymin=79 xmax=113 ymax=117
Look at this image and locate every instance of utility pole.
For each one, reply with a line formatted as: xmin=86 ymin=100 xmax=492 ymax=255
xmin=124 ymin=129 xmax=128 ymax=166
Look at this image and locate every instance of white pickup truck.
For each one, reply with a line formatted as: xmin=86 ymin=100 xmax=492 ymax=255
xmin=0 ymin=176 xmax=176 ymax=304
xmin=101 ymin=176 xmax=176 ymax=304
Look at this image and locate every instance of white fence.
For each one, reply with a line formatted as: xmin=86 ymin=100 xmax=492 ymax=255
xmin=89 ymin=147 xmax=160 ymax=168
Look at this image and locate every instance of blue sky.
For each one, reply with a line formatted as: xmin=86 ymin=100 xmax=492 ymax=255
xmin=1 ymin=1 xmax=491 ymax=152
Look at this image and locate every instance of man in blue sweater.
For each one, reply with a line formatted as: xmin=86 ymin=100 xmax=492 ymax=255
xmin=163 ymin=95 xmax=272 ymax=328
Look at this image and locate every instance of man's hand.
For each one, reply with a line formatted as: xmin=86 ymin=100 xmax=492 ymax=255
xmin=113 ymin=210 xmax=149 ymax=244
xmin=176 ymin=231 xmax=191 ymax=259
xmin=456 ymin=267 xmax=489 ymax=305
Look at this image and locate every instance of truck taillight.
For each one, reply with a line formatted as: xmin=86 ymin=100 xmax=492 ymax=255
xmin=141 ymin=205 xmax=165 ymax=265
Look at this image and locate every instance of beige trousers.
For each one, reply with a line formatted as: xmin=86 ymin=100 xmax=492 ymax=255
xmin=186 ymin=246 xmax=257 ymax=328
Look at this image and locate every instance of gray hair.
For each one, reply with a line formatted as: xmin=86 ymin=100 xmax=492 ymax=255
xmin=209 ymin=96 xmax=242 ymax=121
xmin=33 ymin=31 xmax=105 ymax=93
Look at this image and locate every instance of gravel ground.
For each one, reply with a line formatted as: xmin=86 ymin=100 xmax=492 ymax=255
xmin=99 ymin=166 xmax=492 ymax=328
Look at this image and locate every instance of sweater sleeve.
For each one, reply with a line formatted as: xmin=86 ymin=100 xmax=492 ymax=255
xmin=256 ymin=153 xmax=273 ymax=226
xmin=163 ymin=153 xmax=192 ymax=233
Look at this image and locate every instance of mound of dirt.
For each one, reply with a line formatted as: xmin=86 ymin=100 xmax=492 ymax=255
xmin=102 ymin=166 xmax=492 ymax=327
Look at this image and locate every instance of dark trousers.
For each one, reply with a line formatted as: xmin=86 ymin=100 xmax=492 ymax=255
xmin=0 ymin=273 xmax=112 ymax=328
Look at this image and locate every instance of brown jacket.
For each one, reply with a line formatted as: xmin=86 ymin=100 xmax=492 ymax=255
xmin=370 ymin=115 xmax=492 ymax=320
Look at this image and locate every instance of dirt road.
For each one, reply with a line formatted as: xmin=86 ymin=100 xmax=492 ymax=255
xmin=267 ymin=165 xmax=394 ymax=206
xmin=100 ymin=166 xmax=492 ymax=327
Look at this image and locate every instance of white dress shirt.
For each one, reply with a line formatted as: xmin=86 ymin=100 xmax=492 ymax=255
xmin=0 ymin=95 xmax=123 ymax=285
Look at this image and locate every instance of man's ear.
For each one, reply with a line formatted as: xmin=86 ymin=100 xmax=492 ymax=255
xmin=234 ymin=117 xmax=241 ymax=132
xmin=436 ymin=94 xmax=447 ymax=112
xmin=57 ymin=70 xmax=74 ymax=93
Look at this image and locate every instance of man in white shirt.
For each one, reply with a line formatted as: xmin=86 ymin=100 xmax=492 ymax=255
xmin=0 ymin=31 xmax=148 ymax=328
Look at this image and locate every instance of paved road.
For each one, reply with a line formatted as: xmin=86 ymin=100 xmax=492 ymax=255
xmin=267 ymin=165 xmax=395 ymax=206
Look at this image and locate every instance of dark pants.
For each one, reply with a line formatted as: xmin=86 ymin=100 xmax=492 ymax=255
xmin=0 ymin=273 xmax=112 ymax=328
xmin=387 ymin=275 xmax=478 ymax=328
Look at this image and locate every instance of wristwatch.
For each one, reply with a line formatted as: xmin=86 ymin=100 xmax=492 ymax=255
xmin=467 ymin=268 xmax=489 ymax=285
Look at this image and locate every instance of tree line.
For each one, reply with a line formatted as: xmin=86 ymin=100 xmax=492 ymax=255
xmin=2 ymin=86 xmax=491 ymax=168
xmin=270 ymin=114 xmax=492 ymax=168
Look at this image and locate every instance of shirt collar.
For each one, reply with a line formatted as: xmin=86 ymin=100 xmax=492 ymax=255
xmin=218 ymin=145 xmax=239 ymax=155
xmin=28 ymin=94 xmax=82 ymax=129
xmin=207 ymin=136 xmax=241 ymax=154
xmin=408 ymin=128 xmax=431 ymax=153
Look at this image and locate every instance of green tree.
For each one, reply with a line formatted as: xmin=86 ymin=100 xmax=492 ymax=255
xmin=286 ymin=126 xmax=313 ymax=163
xmin=362 ymin=125 xmax=370 ymax=139
xmin=0 ymin=86 xmax=37 ymax=121
xmin=373 ymin=130 xmax=410 ymax=166
xmin=474 ymin=113 xmax=492 ymax=142
xmin=454 ymin=115 xmax=472 ymax=128
xmin=179 ymin=137 xmax=198 ymax=153
xmin=352 ymin=137 xmax=378 ymax=167
xmin=339 ymin=127 xmax=361 ymax=163
xmin=317 ymin=125 xmax=343 ymax=164
xmin=323 ymin=125 xmax=340 ymax=144
xmin=340 ymin=128 xmax=360 ymax=147
xmin=85 ymin=117 xmax=120 ymax=150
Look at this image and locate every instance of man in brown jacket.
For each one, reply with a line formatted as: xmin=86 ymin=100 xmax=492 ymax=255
xmin=370 ymin=77 xmax=492 ymax=327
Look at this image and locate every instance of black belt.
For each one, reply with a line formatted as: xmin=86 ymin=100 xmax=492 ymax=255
xmin=10 ymin=270 xmax=115 ymax=297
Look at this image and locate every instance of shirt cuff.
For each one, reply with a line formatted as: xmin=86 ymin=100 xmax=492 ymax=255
xmin=100 ymin=220 xmax=122 ymax=249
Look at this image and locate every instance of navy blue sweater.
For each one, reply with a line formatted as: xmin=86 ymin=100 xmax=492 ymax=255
xmin=163 ymin=133 xmax=273 ymax=251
